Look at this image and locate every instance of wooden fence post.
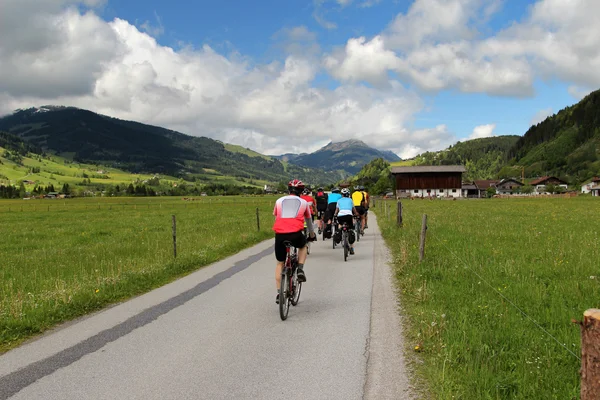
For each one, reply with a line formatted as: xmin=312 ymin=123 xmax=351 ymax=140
xmin=256 ymin=207 xmax=260 ymax=231
xmin=397 ymin=201 xmax=403 ymax=227
xmin=581 ymin=309 xmax=600 ymax=400
xmin=419 ymin=214 xmax=427 ymax=262
xmin=172 ymin=215 xmax=177 ymax=258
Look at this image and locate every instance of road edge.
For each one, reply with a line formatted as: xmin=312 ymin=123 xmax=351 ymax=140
xmin=363 ymin=213 xmax=417 ymax=399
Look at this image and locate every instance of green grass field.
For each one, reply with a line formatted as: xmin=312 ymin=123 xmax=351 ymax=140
xmin=375 ymin=196 xmax=599 ymax=399
xmin=0 ymin=196 xmax=277 ymax=353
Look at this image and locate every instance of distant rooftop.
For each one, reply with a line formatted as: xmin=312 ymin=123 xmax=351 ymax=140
xmin=391 ymin=165 xmax=466 ymax=173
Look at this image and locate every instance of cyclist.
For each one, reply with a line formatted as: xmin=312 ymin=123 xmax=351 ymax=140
xmin=361 ymin=186 xmax=370 ymax=229
xmin=300 ymin=188 xmax=317 ymax=225
xmin=273 ymin=179 xmax=316 ymax=304
xmin=352 ymin=186 xmax=367 ymax=234
xmin=314 ymin=187 xmax=328 ymax=234
xmin=333 ymin=188 xmax=359 ymax=255
xmin=325 ymin=187 xmax=342 ymax=235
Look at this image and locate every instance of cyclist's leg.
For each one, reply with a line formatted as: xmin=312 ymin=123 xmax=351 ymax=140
xmin=291 ymin=231 xmax=308 ymax=282
xmin=274 ymin=235 xmax=287 ymax=290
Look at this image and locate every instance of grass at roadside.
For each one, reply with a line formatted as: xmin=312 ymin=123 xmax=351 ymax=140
xmin=0 ymin=196 xmax=277 ymax=353
xmin=375 ymin=196 xmax=599 ymax=399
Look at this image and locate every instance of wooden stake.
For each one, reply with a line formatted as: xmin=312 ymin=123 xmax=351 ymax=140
xmin=172 ymin=215 xmax=177 ymax=258
xmin=419 ymin=214 xmax=427 ymax=262
xmin=397 ymin=201 xmax=403 ymax=227
xmin=581 ymin=309 xmax=600 ymax=400
xmin=256 ymin=207 xmax=260 ymax=231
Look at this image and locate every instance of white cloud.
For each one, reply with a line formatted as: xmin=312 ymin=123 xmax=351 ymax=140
xmin=567 ymin=85 xmax=593 ymax=100
xmin=0 ymin=2 xmax=442 ymax=158
xmin=325 ymin=0 xmax=600 ymax=96
xmin=139 ymin=11 xmax=164 ymax=38
xmin=529 ymin=107 xmax=553 ymax=126
xmin=469 ymin=124 xmax=496 ymax=139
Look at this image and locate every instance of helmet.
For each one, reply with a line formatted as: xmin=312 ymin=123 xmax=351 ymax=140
xmin=359 ymin=185 xmax=366 ymax=190
xmin=354 ymin=185 xmax=360 ymax=190
xmin=341 ymin=188 xmax=350 ymax=197
xmin=288 ymin=179 xmax=305 ymax=194
xmin=302 ymin=188 xmax=310 ymax=195
xmin=317 ymin=187 xmax=323 ymax=191
xmin=331 ymin=187 xmax=340 ymax=193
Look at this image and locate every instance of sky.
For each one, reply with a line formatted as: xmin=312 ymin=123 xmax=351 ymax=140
xmin=0 ymin=0 xmax=598 ymax=159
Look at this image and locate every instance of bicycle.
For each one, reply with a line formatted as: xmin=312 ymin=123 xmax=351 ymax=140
xmin=354 ymin=215 xmax=361 ymax=242
xmin=339 ymin=222 xmax=351 ymax=262
xmin=303 ymin=223 xmax=311 ymax=255
xmin=279 ymin=241 xmax=302 ymax=321
xmin=331 ymin=217 xmax=338 ymax=249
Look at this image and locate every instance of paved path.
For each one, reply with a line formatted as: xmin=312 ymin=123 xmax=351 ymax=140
xmin=0 ymin=214 xmax=415 ymax=399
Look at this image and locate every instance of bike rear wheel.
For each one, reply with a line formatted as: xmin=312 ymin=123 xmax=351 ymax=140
xmin=355 ymin=219 xmax=361 ymax=242
xmin=343 ymin=231 xmax=348 ymax=261
xmin=279 ymin=269 xmax=290 ymax=320
xmin=291 ymin=272 xmax=301 ymax=306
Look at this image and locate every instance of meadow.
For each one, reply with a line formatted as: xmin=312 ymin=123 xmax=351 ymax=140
xmin=0 ymin=196 xmax=276 ymax=353
xmin=375 ymin=196 xmax=600 ymax=399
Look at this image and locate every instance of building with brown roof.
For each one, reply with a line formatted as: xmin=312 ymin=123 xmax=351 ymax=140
xmin=529 ymin=176 xmax=568 ymax=194
xmin=391 ymin=165 xmax=466 ymax=198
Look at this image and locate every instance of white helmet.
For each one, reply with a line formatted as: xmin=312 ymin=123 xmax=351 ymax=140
xmin=341 ymin=188 xmax=350 ymax=196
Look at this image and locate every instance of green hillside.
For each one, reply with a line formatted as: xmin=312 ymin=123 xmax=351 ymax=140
xmin=507 ymin=89 xmax=600 ymax=183
xmin=0 ymin=107 xmax=340 ymax=187
xmin=394 ymin=136 xmax=520 ymax=181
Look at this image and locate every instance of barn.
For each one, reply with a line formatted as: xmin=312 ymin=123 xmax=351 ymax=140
xmin=391 ymin=165 xmax=466 ymax=198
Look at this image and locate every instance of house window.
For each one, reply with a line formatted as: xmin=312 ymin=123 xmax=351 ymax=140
xmin=452 ymin=189 xmax=457 ymax=193
xmin=426 ymin=189 xmax=431 ymax=193
xmin=414 ymin=189 xmax=418 ymax=193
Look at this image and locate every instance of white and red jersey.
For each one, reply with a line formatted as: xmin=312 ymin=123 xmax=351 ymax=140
xmin=300 ymin=195 xmax=316 ymax=215
xmin=273 ymin=195 xmax=311 ymax=234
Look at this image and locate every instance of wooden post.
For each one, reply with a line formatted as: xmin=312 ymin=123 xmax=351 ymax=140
xmin=419 ymin=214 xmax=427 ymax=262
xmin=172 ymin=215 xmax=177 ymax=258
xmin=256 ymin=207 xmax=260 ymax=231
xmin=581 ymin=309 xmax=600 ymax=399
xmin=397 ymin=201 xmax=403 ymax=227
xmin=47 ymin=205 xmax=50 ymax=212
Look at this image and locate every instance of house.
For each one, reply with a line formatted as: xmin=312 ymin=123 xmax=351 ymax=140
xmin=581 ymin=177 xmax=600 ymax=193
xmin=591 ymin=186 xmax=600 ymax=197
xmin=529 ymin=176 xmax=568 ymax=194
xmin=496 ymin=178 xmax=524 ymax=195
xmin=391 ymin=165 xmax=466 ymax=198
xmin=473 ymin=180 xmax=500 ymax=197
xmin=461 ymin=182 xmax=479 ymax=198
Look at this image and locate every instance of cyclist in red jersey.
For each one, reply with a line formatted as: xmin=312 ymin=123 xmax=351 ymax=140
xmin=273 ymin=179 xmax=316 ymax=304
xmin=300 ymin=188 xmax=317 ymax=224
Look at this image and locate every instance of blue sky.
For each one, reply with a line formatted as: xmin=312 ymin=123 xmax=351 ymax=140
xmin=1 ymin=0 xmax=598 ymax=158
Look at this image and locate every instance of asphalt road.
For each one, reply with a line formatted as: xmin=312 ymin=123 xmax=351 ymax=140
xmin=0 ymin=213 xmax=415 ymax=400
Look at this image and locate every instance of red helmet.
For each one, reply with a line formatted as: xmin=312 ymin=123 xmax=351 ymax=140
xmin=288 ymin=179 xmax=305 ymax=189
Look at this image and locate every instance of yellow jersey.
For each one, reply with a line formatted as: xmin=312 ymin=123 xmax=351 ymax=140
xmin=351 ymin=191 xmax=365 ymax=207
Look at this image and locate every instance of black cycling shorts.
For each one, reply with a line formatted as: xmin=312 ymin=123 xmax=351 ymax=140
xmin=326 ymin=203 xmax=337 ymax=221
xmin=355 ymin=206 xmax=365 ymax=215
xmin=274 ymin=231 xmax=306 ymax=262
xmin=337 ymin=215 xmax=354 ymax=228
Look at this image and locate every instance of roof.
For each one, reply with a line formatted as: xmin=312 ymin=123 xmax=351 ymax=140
xmin=462 ymin=183 xmax=477 ymax=190
xmin=498 ymin=178 xmax=524 ymax=185
xmin=391 ymin=165 xmax=466 ymax=174
xmin=473 ymin=180 xmax=499 ymax=189
xmin=529 ymin=176 xmax=568 ymax=185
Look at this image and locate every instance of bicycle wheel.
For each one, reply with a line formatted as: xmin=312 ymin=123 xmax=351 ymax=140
xmin=355 ymin=219 xmax=361 ymax=242
xmin=332 ymin=225 xmax=336 ymax=249
xmin=343 ymin=231 xmax=348 ymax=261
xmin=279 ymin=268 xmax=290 ymax=320
xmin=291 ymin=271 xmax=302 ymax=306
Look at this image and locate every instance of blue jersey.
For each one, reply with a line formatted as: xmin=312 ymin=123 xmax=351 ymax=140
xmin=328 ymin=193 xmax=342 ymax=204
xmin=336 ymin=197 xmax=354 ymax=216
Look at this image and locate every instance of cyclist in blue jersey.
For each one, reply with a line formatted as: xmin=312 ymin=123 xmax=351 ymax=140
xmin=333 ymin=188 xmax=359 ymax=255
xmin=325 ymin=188 xmax=342 ymax=225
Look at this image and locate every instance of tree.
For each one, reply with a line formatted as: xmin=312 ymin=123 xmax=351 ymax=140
xmin=19 ymin=182 xmax=26 ymax=198
xmin=486 ymin=187 xmax=496 ymax=198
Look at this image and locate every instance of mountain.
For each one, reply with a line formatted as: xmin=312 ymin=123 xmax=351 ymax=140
xmin=0 ymin=106 xmax=343 ymax=185
xmin=275 ymin=139 xmax=401 ymax=175
xmin=504 ymin=89 xmax=600 ymax=183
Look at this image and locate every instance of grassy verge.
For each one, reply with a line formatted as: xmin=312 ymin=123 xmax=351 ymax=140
xmin=375 ymin=196 xmax=599 ymax=399
xmin=0 ymin=196 xmax=277 ymax=353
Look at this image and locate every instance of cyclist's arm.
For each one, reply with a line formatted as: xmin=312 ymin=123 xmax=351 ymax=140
xmin=303 ymin=207 xmax=315 ymax=235
xmin=352 ymin=206 xmax=359 ymax=216
xmin=333 ymin=206 xmax=340 ymax=217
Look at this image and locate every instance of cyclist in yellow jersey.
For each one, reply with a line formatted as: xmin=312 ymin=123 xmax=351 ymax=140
xmin=361 ymin=186 xmax=369 ymax=229
xmin=351 ymin=186 xmax=366 ymax=234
